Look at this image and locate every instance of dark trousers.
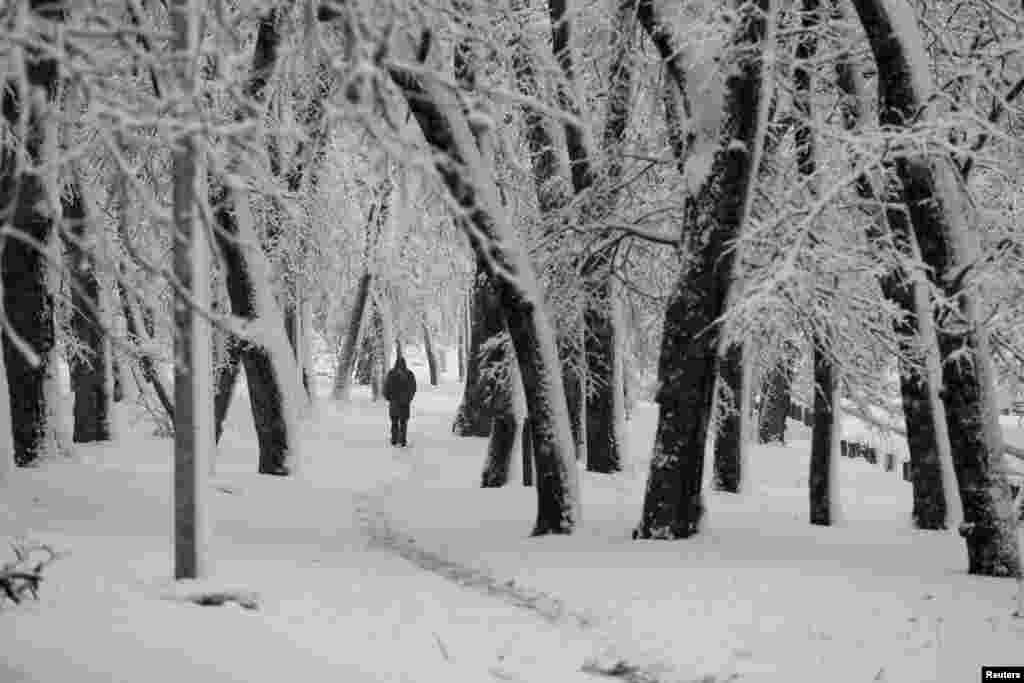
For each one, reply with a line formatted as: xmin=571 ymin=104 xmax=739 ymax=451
xmin=389 ymin=403 xmax=410 ymax=445
xmin=390 ymin=416 xmax=409 ymax=446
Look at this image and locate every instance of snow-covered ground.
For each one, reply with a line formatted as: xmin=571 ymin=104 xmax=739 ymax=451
xmin=2 ymin=359 xmax=1023 ymax=682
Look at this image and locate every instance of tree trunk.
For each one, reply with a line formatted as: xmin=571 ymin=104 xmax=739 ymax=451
xmin=585 ymin=282 xmax=625 ymax=473
xmin=0 ymin=0 xmax=62 ymax=468
xmin=757 ymin=358 xmax=790 ymax=444
xmin=634 ymin=0 xmax=766 ymax=540
xmin=482 ymin=340 xmax=519 ymax=488
xmin=391 ymin=54 xmax=580 ymax=535
xmin=63 ymin=185 xmax=112 ymax=443
xmin=713 ymin=343 xmax=744 ymax=492
xmin=563 ymin=351 xmax=585 ymax=462
xmin=355 ymin=309 xmax=375 ymax=386
xmin=423 ymin=323 xmax=439 ymax=386
xmin=851 ymin=0 xmax=1019 ymax=576
xmin=452 ymin=259 xmax=497 ymax=436
xmin=207 ymin=6 xmax=302 ymax=475
xmin=457 ymin=296 xmax=467 ymax=381
xmin=332 ymin=272 xmax=371 ymax=400
xmin=482 ymin=411 xmax=518 ymax=488
xmin=171 ymin=0 xmax=210 ymax=581
xmin=809 ymin=343 xmax=839 ymax=526
xmin=833 ymin=14 xmax=949 ymax=531
xmin=0 ymin=291 xmax=12 ymax=481
xmin=118 ymin=278 xmax=175 ymax=424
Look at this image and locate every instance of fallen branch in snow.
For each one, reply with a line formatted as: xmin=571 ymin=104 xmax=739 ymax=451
xmin=0 ymin=541 xmax=66 ymax=607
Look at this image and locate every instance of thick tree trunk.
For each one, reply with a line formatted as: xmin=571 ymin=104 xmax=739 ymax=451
xmin=482 ymin=411 xmax=518 ymax=488
xmin=207 ymin=7 xmax=297 ymax=475
xmin=0 ymin=0 xmax=62 ymax=467
xmin=809 ymin=343 xmax=839 ymax=526
xmin=851 ymin=0 xmax=1019 ymax=576
xmin=423 ymin=323 xmax=439 ymax=386
xmin=211 ymin=195 xmax=293 ymax=475
xmin=391 ymin=55 xmax=580 ymax=535
xmin=898 ymin=350 xmax=948 ymax=529
xmin=482 ymin=339 xmax=518 ymax=488
xmin=332 ymin=272 xmax=371 ymax=400
xmin=713 ymin=343 xmax=744 ymax=492
xmin=452 ymin=259 xmax=497 ymax=436
xmin=634 ymin=0 xmax=766 ymax=540
xmin=63 ymin=186 xmax=112 ymax=443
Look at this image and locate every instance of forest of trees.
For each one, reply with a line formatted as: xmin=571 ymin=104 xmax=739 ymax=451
xmin=1 ymin=0 xmax=1022 ymax=578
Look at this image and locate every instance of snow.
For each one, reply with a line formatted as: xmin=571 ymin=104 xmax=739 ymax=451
xmin=3 ymin=364 xmax=1024 ymax=682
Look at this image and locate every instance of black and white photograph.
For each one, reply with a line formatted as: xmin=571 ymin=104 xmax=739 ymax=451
xmin=2 ymin=0 xmax=1024 ymax=680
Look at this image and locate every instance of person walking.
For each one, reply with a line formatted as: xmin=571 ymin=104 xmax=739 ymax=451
xmin=383 ymin=355 xmax=417 ymax=446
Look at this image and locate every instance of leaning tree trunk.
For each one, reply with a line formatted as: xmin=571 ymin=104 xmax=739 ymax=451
xmin=63 ymin=185 xmax=112 ymax=443
xmin=423 ymin=323 xmax=439 ymax=386
xmin=452 ymin=258 xmax=498 ymax=436
xmin=390 ymin=52 xmax=580 ymax=535
xmin=207 ymin=7 xmax=303 ymax=475
xmin=332 ymin=271 xmax=371 ymax=400
xmin=634 ymin=0 xmax=766 ymax=540
xmin=851 ymin=0 xmax=1020 ymax=576
xmin=0 ymin=0 xmax=63 ymax=467
xmin=509 ymin=4 xmax=586 ymax=460
xmin=713 ymin=343 xmax=744 ymax=493
xmin=833 ymin=18 xmax=949 ymax=530
xmin=355 ymin=308 xmax=376 ymax=385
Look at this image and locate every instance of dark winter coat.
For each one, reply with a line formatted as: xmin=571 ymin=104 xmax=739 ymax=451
xmin=383 ymin=358 xmax=417 ymax=418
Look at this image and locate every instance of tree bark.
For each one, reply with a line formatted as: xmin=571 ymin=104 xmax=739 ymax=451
xmin=634 ymin=0 xmax=766 ymax=540
xmin=851 ymin=0 xmax=1019 ymax=576
xmin=63 ymin=185 xmax=112 ymax=443
xmin=582 ymin=0 xmax=637 ymax=474
xmin=793 ymin=0 xmax=841 ymax=525
xmin=833 ymin=15 xmax=949 ymax=530
xmin=482 ymin=338 xmax=518 ymax=488
xmin=332 ymin=272 xmax=371 ymax=400
xmin=809 ymin=343 xmax=839 ymax=526
xmin=757 ymin=358 xmax=790 ymax=444
xmin=208 ymin=7 xmax=298 ymax=475
xmin=0 ymin=0 xmax=63 ymax=467
xmin=390 ymin=53 xmax=580 ymax=535
xmin=713 ymin=343 xmax=744 ymax=492
xmin=423 ymin=323 xmax=439 ymax=386
xmin=171 ymin=0 xmax=210 ymax=581
xmin=452 ymin=258 xmax=497 ymax=436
